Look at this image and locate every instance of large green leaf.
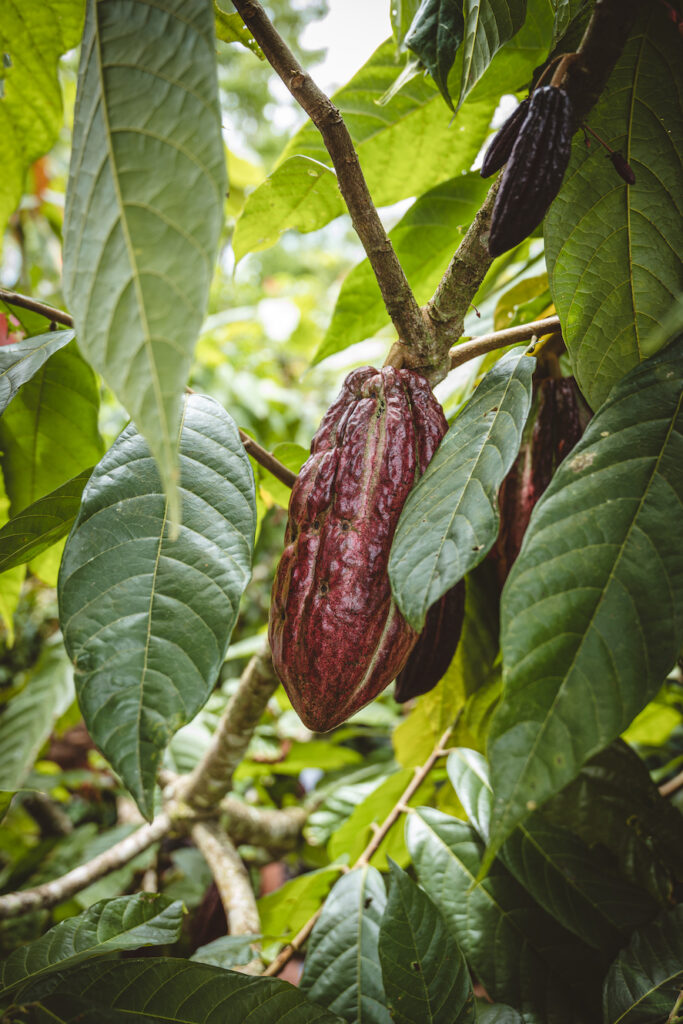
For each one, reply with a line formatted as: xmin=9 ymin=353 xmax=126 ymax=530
xmin=63 ymin=0 xmax=227 ymax=527
xmin=447 ymin=749 xmax=657 ymax=952
xmin=301 ymin=866 xmax=391 ymax=1024
xmin=0 ymin=330 xmax=75 ymax=416
xmin=545 ymin=8 xmax=682 ymax=409
xmin=602 ymin=906 xmax=683 ymax=1024
xmin=58 ymin=394 xmax=256 ymax=818
xmin=0 ymin=341 xmax=102 ymax=516
xmin=29 ymin=958 xmax=344 ymax=1023
xmin=404 ymin=0 xmax=465 ymax=111
xmin=258 ymin=867 xmax=341 ymax=944
xmin=0 ymin=0 xmax=85 ymax=239
xmin=379 ymin=860 xmax=475 ymax=1024
xmin=315 ymin=173 xmax=490 ymax=365
xmin=0 ymin=893 xmax=183 ymax=1003
xmin=488 ymin=336 xmax=683 ymax=862
xmin=0 ymin=643 xmax=74 ymax=790
xmin=406 ymin=808 xmax=594 ymax=1023
xmin=0 ymin=468 xmax=91 ymax=574
xmin=389 ymin=348 xmax=535 ymax=631
xmin=456 ymin=0 xmax=528 ymax=108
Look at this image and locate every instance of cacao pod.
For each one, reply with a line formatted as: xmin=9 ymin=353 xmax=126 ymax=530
xmin=480 ymin=97 xmax=530 ymax=178
xmin=488 ymin=85 xmax=573 ymax=258
xmin=269 ymin=366 xmax=448 ymax=731
xmin=394 ymin=579 xmax=466 ymax=703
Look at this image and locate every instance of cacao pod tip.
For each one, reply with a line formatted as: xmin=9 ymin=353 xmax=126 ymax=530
xmin=609 ymin=152 xmax=636 ymax=185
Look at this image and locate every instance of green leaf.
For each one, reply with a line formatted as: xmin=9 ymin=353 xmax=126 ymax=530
xmin=392 ymin=0 xmax=423 ymax=48
xmin=315 ymin=173 xmax=490 ymax=365
xmin=379 ymin=859 xmax=475 ymax=1024
xmin=0 ymin=468 xmax=91 ymax=574
xmin=30 ymin=958 xmax=344 ymax=1023
xmin=488 ymin=335 xmax=683 ymax=862
xmin=0 ymin=893 xmax=183 ymax=1002
xmin=455 ymin=0 xmax=529 ymax=108
xmin=447 ymin=749 xmax=657 ymax=952
xmin=390 ymin=348 xmax=535 ymax=631
xmin=406 ymin=808 xmax=594 ymax=1024
xmin=213 ymin=2 xmax=263 ymax=57
xmin=190 ymin=934 xmax=261 ymax=970
xmin=405 ymin=0 xmax=465 ymax=111
xmin=0 ymin=468 xmax=26 ymax=645
xmin=478 ymin=1007 xmax=524 ymax=1024
xmin=258 ymin=442 xmax=308 ymax=509
xmin=0 ymin=643 xmax=74 ymax=790
xmin=0 ymin=0 xmax=85 ymax=238
xmin=545 ymin=9 xmax=682 ymax=409
xmin=301 ymin=866 xmax=391 ymax=1024
xmin=0 ymin=330 xmax=75 ymax=416
xmin=58 ymin=394 xmax=256 ymax=818
xmin=602 ymin=906 xmax=683 ymax=1024
xmin=63 ymin=0 xmax=227 ymax=528
xmin=258 ymin=867 xmax=341 ymax=943
xmin=0 ymin=341 xmax=102 ymax=516
xmin=550 ymin=0 xmax=590 ymax=45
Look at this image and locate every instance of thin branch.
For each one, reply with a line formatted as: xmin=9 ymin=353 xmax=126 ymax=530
xmin=659 ymin=768 xmax=683 ymax=799
xmin=0 ymin=288 xmax=73 ymax=328
xmin=0 ymin=812 xmax=171 ymax=920
xmin=239 ymin=429 xmax=297 ymax=489
xmin=220 ymin=796 xmax=306 ymax=850
xmin=191 ymin=820 xmax=261 ymax=937
xmin=231 ymin=0 xmax=430 ymax=355
xmin=263 ymin=725 xmax=454 ymax=977
xmin=449 ymin=316 xmax=561 ymax=369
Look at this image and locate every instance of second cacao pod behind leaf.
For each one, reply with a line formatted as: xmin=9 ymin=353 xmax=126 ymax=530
xmin=394 ymin=578 xmax=466 ymax=703
xmin=269 ymin=366 xmax=449 ymax=732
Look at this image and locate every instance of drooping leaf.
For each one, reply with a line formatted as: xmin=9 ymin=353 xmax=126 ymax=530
xmin=378 ymin=860 xmax=475 ymax=1024
xmin=29 ymin=958 xmax=344 ymax=1023
xmin=545 ymin=8 xmax=682 ymax=409
xmin=258 ymin=867 xmax=341 ymax=944
xmin=0 ymin=330 xmax=75 ymax=416
xmin=0 ymin=341 xmax=102 ymax=516
xmin=0 ymin=468 xmax=91 ymax=574
xmin=213 ymin=1 xmax=263 ymax=57
xmin=190 ymin=934 xmax=261 ymax=970
xmin=455 ymin=0 xmax=529 ymax=108
xmin=602 ymin=906 xmax=683 ymax=1024
xmin=406 ymin=808 xmax=596 ymax=1023
xmin=0 ymin=643 xmax=74 ymax=790
xmin=58 ymin=394 xmax=256 ymax=818
xmin=390 ymin=348 xmax=535 ymax=631
xmin=488 ymin=335 xmax=683 ymax=862
xmin=405 ymin=0 xmax=465 ymax=111
xmin=0 ymin=0 xmax=85 ymax=238
xmin=301 ymin=867 xmax=391 ymax=1024
xmin=0 ymin=893 xmax=183 ymax=1003
xmin=315 ymin=173 xmax=490 ymax=365
xmin=63 ymin=0 xmax=227 ymax=527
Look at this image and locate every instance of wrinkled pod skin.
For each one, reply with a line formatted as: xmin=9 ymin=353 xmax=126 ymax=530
xmin=269 ymin=366 xmax=448 ymax=731
xmin=488 ymin=86 xmax=573 ymax=258
xmin=394 ymin=578 xmax=466 ymax=703
xmin=480 ymin=97 xmax=530 ymax=178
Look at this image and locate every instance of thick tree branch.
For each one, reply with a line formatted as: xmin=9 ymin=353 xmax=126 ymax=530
xmin=220 ymin=797 xmax=306 ymax=850
xmin=191 ymin=820 xmax=261 ymax=938
xmin=230 ymin=0 xmax=430 ymax=355
xmin=449 ymin=316 xmax=561 ymax=369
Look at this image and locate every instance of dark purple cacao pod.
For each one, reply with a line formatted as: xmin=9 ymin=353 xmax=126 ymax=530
xmin=480 ymin=97 xmax=530 ymax=178
xmin=394 ymin=579 xmax=466 ymax=703
xmin=608 ymin=151 xmax=636 ymax=185
xmin=269 ymin=366 xmax=448 ymax=731
xmin=488 ymin=86 xmax=573 ymax=258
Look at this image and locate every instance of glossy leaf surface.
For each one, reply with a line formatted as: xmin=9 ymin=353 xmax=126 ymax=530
xmin=405 ymin=0 xmax=465 ymax=110
xmin=456 ymin=0 xmax=528 ymax=108
xmin=602 ymin=905 xmax=683 ymax=1024
xmin=0 ymin=468 xmax=91 ymax=574
xmin=0 ymin=331 xmax=75 ymax=416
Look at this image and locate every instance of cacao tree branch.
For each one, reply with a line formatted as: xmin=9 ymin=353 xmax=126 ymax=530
xmin=449 ymin=316 xmax=561 ymax=369
xmin=238 ymin=429 xmax=297 ymax=488
xmin=220 ymin=796 xmax=306 ymax=850
xmin=659 ymin=768 xmax=683 ymax=799
xmin=0 ymin=287 xmax=73 ymax=327
xmin=230 ymin=0 xmax=430 ymax=353
xmin=191 ymin=820 xmax=261 ymax=939
xmin=262 ymin=725 xmax=454 ymax=977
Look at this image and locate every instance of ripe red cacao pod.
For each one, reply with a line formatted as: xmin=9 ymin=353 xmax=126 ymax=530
xmin=269 ymin=366 xmax=448 ymax=731
xmin=394 ymin=579 xmax=466 ymax=703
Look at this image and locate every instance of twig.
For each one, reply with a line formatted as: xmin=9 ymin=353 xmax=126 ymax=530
xmin=659 ymin=768 xmax=683 ymax=799
xmin=263 ymin=725 xmax=454 ymax=977
xmin=449 ymin=316 xmax=561 ymax=369
xmin=21 ymin=792 xmax=74 ymax=837
xmin=220 ymin=796 xmax=306 ymax=849
xmin=668 ymin=991 xmax=683 ymax=1024
xmin=191 ymin=820 xmax=261 ymax=937
xmin=239 ymin=429 xmax=297 ymax=489
xmin=0 ymin=288 xmax=73 ymax=328
xmin=231 ymin=0 xmax=430 ymax=356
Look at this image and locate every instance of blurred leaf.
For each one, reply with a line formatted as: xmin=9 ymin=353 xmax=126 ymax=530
xmin=305 ymin=765 xmax=396 ymax=849
xmin=301 ymin=866 xmax=391 ymax=1024
xmin=455 ymin=0 xmax=528 ymax=108
xmin=392 ymin=0 xmax=422 ymax=48
xmin=390 ymin=349 xmax=535 ymax=631
xmin=214 ymin=2 xmax=264 ymax=57
xmin=63 ymin=0 xmax=227 ymax=527
xmin=623 ymin=685 xmax=683 ymax=747
xmin=258 ymin=442 xmax=307 ymax=509
xmin=58 ymin=394 xmax=256 ymax=818
xmin=477 ymin=1006 xmax=524 ymax=1024
xmin=550 ymin=0 xmax=590 ymax=45
xmin=494 ymin=275 xmax=550 ymax=331
xmin=258 ymin=867 xmax=341 ymax=943
xmin=602 ymin=906 xmax=683 ymax=1024
xmin=0 ymin=469 xmax=91 ymax=574
xmin=405 ymin=0 xmax=465 ymax=111
xmin=191 ymin=934 xmax=261 ymax=970
xmin=545 ymin=8 xmax=682 ymax=409
xmin=0 ymin=468 xmax=25 ymax=646
xmin=0 ymin=331 xmax=75 ymax=416
xmin=488 ymin=336 xmax=683 ymax=864
xmin=0 ymin=893 xmax=183 ymax=1002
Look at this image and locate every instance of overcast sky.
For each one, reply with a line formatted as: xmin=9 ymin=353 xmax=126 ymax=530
xmin=302 ymin=0 xmax=393 ymax=92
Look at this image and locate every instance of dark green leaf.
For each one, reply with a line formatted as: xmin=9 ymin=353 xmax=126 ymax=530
xmin=550 ymin=0 xmax=590 ymax=45
xmin=301 ymin=866 xmax=391 ymax=1024
xmin=390 ymin=348 xmax=535 ymax=631
xmin=0 ymin=468 xmax=91 ymax=574
xmin=30 ymin=958 xmax=344 ymax=1023
xmin=190 ymin=934 xmax=261 ymax=970
xmin=0 ymin=331 xmax=75 ymax=416
xmin=379 ymin=859 xmax=475 ymax=1024
xmin=392 ymin=0 xmax=423 ymax=48
xmin=602 ymin=906 xmax=683 ymax=1024
xmin=405 ymin=0 xmax=465 ymax=111
xmin=488 ymin=335 xmax=683 ymax=861
xmin=58 ymin=394 xmax=256 ymax=817
xmin=456 ymin=0 xmax=528 ymax=108
xmin=63 ymin=0 xmax=227 ymax=526
xmin=0 ymin=894 xmax=183 ymax=1002
xmin=545 ymin=9 xmax=682 ymax=409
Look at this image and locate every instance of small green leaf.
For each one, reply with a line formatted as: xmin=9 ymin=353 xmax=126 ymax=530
xmin=0 ymin=330 xmax=75 ymax=416
xmin=550 ymin=0 xmax=590 ymax=45
xmin=390 ymin=348 xmax=535 ymax=631
xmin=392 ymin=0 xmax=423 ymax=48
xmin=405 ymin=0 xmax=465 ymax=111
xmin=0 ymin=468 xmax=91 ymax=574
xmin=602 ymin=906 xmax=683 ymax=1024
xmin=258 ymin=867 xmax=341 ymax=944
xmin=213 ymin=2 xmax=264 ymax=57
xmin=258 ymin=442 xmax=308 ymax=509
xmin=456 ymin=0 xmax=528 ymax=108
xmin=58 ymin=394 xmax=256 ymax=818
xmin=191 ymin=934 xmax=261 ymax=970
